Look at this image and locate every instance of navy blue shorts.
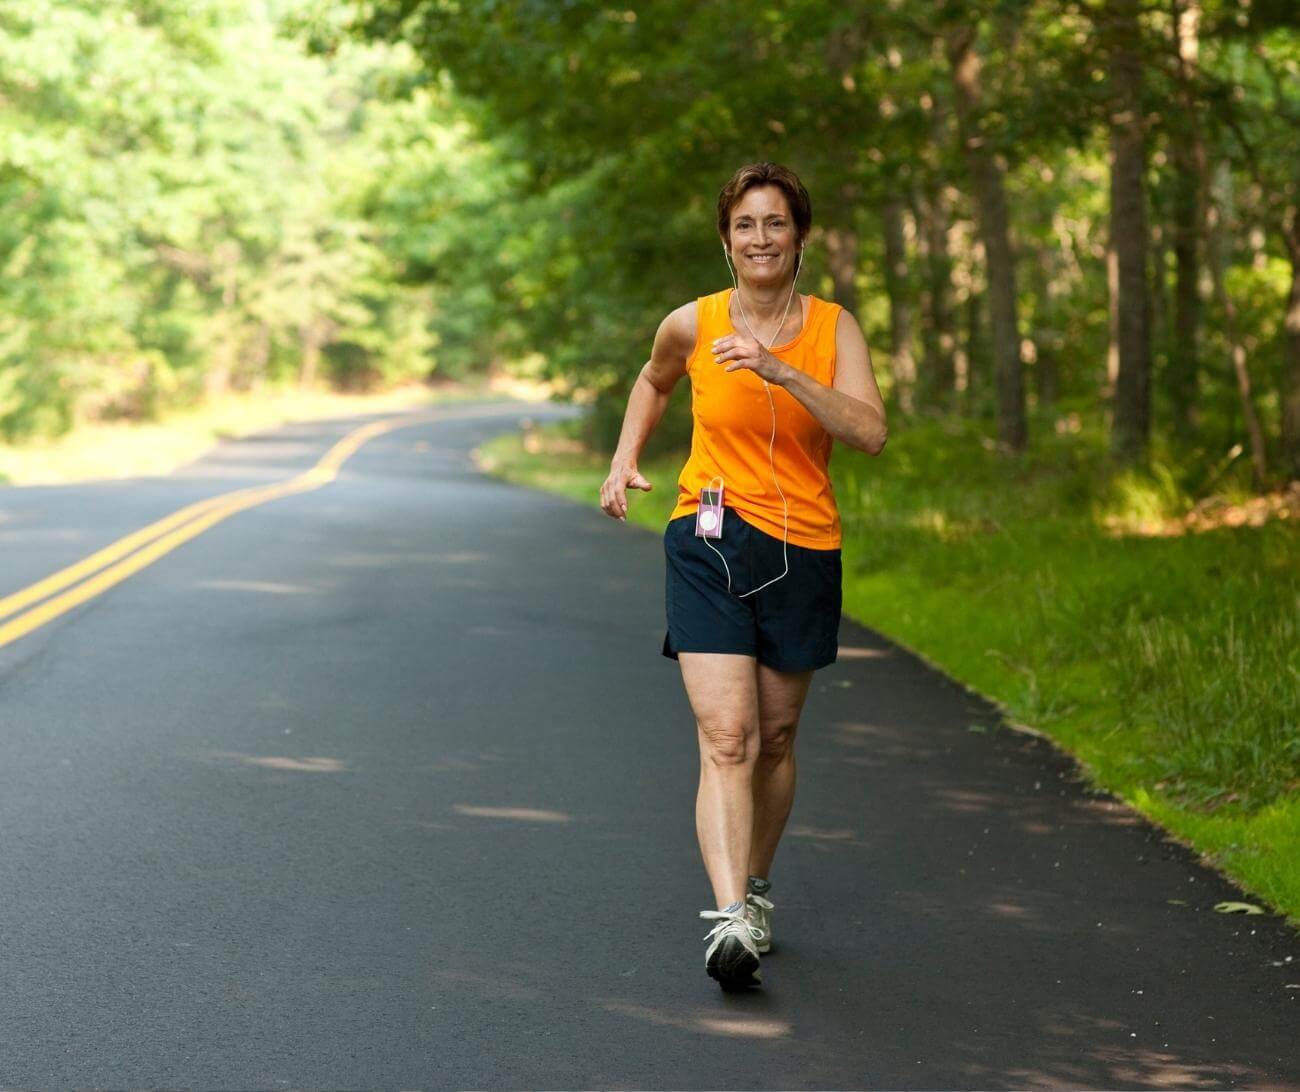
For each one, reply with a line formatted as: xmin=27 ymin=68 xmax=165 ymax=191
xmin=662 ymin=510 xmax=842 ymax=673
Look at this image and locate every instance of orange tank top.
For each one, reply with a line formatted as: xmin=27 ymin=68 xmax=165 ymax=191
xmin=669 ymin=288 xmax=843 ymax=549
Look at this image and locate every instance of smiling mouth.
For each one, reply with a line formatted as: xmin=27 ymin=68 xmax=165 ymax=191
xmin=748 ymin=254 xmax=779 ymax=263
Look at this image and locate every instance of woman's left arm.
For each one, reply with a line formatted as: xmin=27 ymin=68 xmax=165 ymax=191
xmin=784 ymin=310 xmax=887 ymax=454
xmin=714 ymin=309 xmax=888 ymax=454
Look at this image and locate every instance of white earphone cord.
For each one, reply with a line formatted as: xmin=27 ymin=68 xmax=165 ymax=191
xmin=709 ymin=243 xmax=803 ymax=598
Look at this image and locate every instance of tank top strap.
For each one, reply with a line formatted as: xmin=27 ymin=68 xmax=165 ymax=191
xmin=809 ymin=295 xmax=842 ymax=341
xmin=687 ymin=290 xmax=732 ymax=373
xmin=703 ymin=289 xmax=734 ymax=335
xmin=807 ymin=296 xmax=843 ymax=382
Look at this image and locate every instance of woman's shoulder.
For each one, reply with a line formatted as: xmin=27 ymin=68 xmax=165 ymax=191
xmin=660 ymin=289 xmax=729 ymax=348
xmin=807 ymin=294 xmax=854 ymax=335
xmin=654 ymin=299 xmax=703 ymax=362
xmin=806 ymin=292 xmax=843 ymax=316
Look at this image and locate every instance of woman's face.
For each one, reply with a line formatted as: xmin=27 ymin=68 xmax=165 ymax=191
xmin=724 ymin=185 xmax=801 ymax=287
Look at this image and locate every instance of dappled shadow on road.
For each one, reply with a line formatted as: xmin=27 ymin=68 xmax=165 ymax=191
xmin=161 ymin=606 xmax=1294 ymax=1088
xmin=382 ymin=781 xmax=1297 ymax=1090
xmin=410 ymin=941 xmax=1297 ymax=1091
xmin=451 ymin=804 xmax=572 ymax=823
xmin=204 ymin=750 xmax=348 ymax=773
xmin=998 ymin=1049 xmax=1265 ymax=1090
xmin=759 ymin=622 xmax=1300 ymax=1089
xmin=601 ymin=999 xmax=792 ymax=1039
xmin=836 ymin=643 xmax=897 ymax=660
xmin=192 ymin=578 xmax=317 ymax=595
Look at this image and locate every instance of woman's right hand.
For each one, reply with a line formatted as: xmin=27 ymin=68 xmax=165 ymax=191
xmin=600 ymin=463 xmax=653 ymax=521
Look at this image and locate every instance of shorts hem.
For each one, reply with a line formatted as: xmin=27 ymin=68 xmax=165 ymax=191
xmin=662 ymin=641 xmax=759 ymax=662
xmin=758 ymin=653 xmax=838 ymax=673
xmin=663 ymin=634 xmax=837 ymax=672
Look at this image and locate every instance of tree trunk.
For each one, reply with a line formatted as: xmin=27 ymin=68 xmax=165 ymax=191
xmin=205 ymin=242 xmax=240 ymax=401
xmin=1282 ymin=211 xmax=1300 ymax=480
xmin=930 ymin=201 xmax=959 ymax=411
xmin=1205 ymin=169 xmax=1270 ymax=487
xmin=914 ymin=74 xmax=957 ymax=413
xmin=1150 ymin=226 xmax=1168 ymax=391
xmin=1169 ymin=147 xmax=1203 ymax=435
xmin=882 ymin=194 xmax=916 ymax=413
xmin=1104 ymin=0 xmax=1153 ymax=462
xmin=945 ymin=24 xmax=1026 ymax=449
xmin=1029 ymin=247 xmax=1057 ymax=409
xmin=962 ymin=262 xmax=983 ymax=414
xmin=1167 ymin=0 xmax=1205 ymax=440
xmin=1105 ymin=238 xmax=1120 ymax=401
xmin=298 ymin=316 xmax=335 ymax=391
xmin=823 ymin=226 xmax=859 ymax=314
xmin=915 ymin=183 xmax=957 ymax=410
xmin=822 ymin=19 xmax=864 ymax=319
xmin=248 ymin=322 xmax=272 ymax=385
xmin=299 ymin=335 xmax=321 ymax=391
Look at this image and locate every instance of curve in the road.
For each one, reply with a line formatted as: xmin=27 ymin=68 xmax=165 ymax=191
xmin=0 ymin=408 xmax=456 ymax=651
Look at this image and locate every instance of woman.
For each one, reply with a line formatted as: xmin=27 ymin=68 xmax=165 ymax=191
xmin=599 ymin=162 xmax=888 ymax=991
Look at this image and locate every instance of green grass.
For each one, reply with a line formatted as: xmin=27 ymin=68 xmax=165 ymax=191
xmin=474 ymin=412 xmax=1300 ymax=927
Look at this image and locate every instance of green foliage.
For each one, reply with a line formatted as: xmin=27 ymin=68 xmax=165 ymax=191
xmin=355 ymin=0 xmax=1300 ymax=489
xmin=0 ymin=0 xmax=478 ymax=440
xmin=6 ymin=0 xmax=1299 ymax=474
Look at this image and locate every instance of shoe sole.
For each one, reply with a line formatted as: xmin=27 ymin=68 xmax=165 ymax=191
xmin=706 ymin=936 xmax=761 ymax=989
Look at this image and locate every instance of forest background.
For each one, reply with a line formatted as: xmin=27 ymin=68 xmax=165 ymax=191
xmin=2 ymin=0 xmax=1297 ymax=920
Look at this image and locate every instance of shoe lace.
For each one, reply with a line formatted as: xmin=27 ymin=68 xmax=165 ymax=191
xmin=699 ymin=907 xmax=764 ymax=943
xmin=745 ymin=893 xmax=774 ymax=912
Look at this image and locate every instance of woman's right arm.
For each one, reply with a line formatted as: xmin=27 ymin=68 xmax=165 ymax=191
xmin=599 ymin=302 xmax=697 ymax=521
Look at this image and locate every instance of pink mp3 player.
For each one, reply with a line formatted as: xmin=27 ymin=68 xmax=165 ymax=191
xmin=695 ymin=485 xmax=724 ymax=539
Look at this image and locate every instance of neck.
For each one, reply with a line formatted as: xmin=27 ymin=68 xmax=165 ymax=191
xmin=733 ymin=276 xmax=797 ymax=322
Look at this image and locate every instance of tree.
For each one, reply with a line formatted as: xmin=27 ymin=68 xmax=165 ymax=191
xmin=1100 ymin=0 xmax=1154 ymax=462
xmin=942 ymin=12 xmax=1028 ymax=448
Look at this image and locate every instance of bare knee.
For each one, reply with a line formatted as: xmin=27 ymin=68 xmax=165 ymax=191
xmin=698 ymin=717 xmax=757 ymax=766
xmin=758 ymin=718 xmax=798 ymax=761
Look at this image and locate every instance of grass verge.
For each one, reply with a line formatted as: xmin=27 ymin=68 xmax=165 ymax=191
xmin=0 ymin=379 xmax=509 ymax=487
xmin=474 ymin=413 xmax=1300 ymax=927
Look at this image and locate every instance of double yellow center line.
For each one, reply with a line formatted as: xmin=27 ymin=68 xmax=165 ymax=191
xmin=0 ymin=412 xmax=430 ymax=652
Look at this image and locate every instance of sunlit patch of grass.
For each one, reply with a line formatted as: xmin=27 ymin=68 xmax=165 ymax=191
xmin=0 ymin=380 xmax=504 ymax=487
xmin=1095 ymin=460 xmax=1192 ymax=533
xmin=475 ymin=412 xmax=1300 ymax=925
xmin=474 ymin=417 xmax=681 ymax=518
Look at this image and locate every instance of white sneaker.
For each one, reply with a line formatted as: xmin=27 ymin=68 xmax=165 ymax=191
xmin=746 ymin=875 xmax=774 ymax=953
xmin=699 ymin=901 xmax=763 ymax=989
xmin=744 ymin=893 xmax=774 ymax=953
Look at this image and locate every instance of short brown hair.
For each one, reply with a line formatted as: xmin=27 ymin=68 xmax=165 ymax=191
xmin=716 ymin=162 xmax=812 ymax=247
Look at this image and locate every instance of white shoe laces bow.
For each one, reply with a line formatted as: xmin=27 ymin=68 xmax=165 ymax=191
xmin=699 ymin=907 xmax=765 ymax=943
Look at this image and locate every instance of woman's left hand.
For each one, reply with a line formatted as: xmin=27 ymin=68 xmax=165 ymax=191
xmin=710 ymin=334 xmax=792 ymax=385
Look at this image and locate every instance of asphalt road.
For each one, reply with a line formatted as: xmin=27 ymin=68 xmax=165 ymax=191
xmin=0 ymin=400 xmax=1295 ymax=1090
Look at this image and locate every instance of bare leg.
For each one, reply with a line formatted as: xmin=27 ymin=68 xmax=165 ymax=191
xmin=677 ymin=652 xmax=760 ymax=910
xmin=749 ymin=663 xmax=814 ymax=880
